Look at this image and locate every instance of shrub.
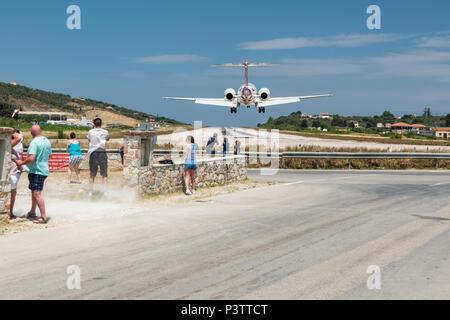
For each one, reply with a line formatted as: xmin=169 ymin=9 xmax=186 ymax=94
xmin=57 ymin=128 xmax=65 ymax=139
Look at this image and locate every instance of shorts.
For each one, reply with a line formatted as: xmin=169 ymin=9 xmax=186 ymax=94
xmin=10 ymin=173 xmax=21 ymax=190
xmin=28 ymin=173 xmax=47 ymax=192
xmin=184 ymin=163 xmax=197 ymax=170
xmin=69 ymin=155 xmax=83 ymax=166
xmin=89 ymin=151 xmax=108 ymax=178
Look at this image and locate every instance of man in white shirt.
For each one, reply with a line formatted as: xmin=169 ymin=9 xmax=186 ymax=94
xmin=87 ymin=118 xmax=110 ymax=194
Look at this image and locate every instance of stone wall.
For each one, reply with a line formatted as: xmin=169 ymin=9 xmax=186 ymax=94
xmin=138 ymin=156 xmax=247 ymax=195
xmin=0 ymin=128 xmax=14 ymax=214
xmin=120 ymin=130 xmax=247 ymax=196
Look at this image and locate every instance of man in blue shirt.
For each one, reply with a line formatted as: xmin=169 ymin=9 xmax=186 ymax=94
xmin=16 ymin=125 xmax=52 ymax=224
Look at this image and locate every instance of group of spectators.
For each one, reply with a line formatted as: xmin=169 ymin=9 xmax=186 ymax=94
xmin=8 ymin=118 xmax=110 ymax=223
xmin=7 ymin=123 xmax=242 ymax=218
xmin=205 ymin=133 xmax=241 ymax=155
xmin=10 ymin=125 xmax=51 ymax=224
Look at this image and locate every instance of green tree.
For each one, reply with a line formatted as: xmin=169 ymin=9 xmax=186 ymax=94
xmin=446 ymin=114 xmax=450 ymax=127
xmin=381 ymin=110 xmax=395 ymax=120
xmin=0 ymin=102 xmax=16 ymax=117
xmin=331 ymin=116 xmax=346 ymax=127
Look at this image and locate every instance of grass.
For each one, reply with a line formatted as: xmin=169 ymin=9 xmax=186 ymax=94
xmin=282 ymin=158 xmax=450 ymax=170
xmin=245 ymin=144 xmax=450 ymax=170
xmin=247 ymin=157 xmax=450 ymax=170
xmin=282 ymin=145 xmax=447 ymax=153
xmin=272 ymin=129 xmax=450 ymax=147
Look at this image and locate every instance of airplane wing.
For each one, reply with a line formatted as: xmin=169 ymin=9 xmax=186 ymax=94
xmin=257 ymin=94 xmax=332 ymax=107
xmin=163 ymin=97 xmax=236 ymax=108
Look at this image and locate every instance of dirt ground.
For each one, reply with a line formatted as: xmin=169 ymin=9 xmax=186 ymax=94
xmin=1 ymin=169 xmax=266 ymax=237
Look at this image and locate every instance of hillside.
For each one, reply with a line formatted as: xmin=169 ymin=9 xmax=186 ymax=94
xmin=259 ymin=110 xmax=450 ymax=133
xmin=0 ymin=81 xmax=185 ymax=126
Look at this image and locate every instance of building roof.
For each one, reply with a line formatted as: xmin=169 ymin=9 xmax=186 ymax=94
xmin=432 ymin=128 xmax=450 ymax=132
xmin=391 ymin=122 xmax=425 ymax=128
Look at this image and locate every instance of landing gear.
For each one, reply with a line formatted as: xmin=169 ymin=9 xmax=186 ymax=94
xmin=230 ymin=107 xmax=237 ymax=114
xmin=258 ymin=107 xmax=266 ymax=113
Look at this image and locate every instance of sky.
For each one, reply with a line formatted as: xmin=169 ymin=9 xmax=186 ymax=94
xmin=1 ymin=0 xmax=450 ymax=126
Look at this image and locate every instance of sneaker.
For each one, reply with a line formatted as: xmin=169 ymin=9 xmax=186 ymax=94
xmin=191 ymin=189 xmax=195 ymax=195
xmin=185 ymin=189 xmax=192 ymax=195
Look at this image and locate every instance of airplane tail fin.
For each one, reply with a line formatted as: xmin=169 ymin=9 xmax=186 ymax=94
xmin=211 ymin=60 xmax=280 ymax=85
xmin=210 ymin=62 xmax=281 ymax=67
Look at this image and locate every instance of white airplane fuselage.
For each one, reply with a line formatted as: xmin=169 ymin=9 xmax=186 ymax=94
xmin=237 ymin=83 xmax=258 ymax=106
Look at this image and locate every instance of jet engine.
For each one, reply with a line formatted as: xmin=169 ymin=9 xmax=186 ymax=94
xmin=259 ymin=88 xmax=271 ymax=100
xmin=224 ymin=88 xmax=236 ymax=101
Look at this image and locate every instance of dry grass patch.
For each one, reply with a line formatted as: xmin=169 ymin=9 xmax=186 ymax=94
xmin=277 ymin=130 xmax=450 ymax=147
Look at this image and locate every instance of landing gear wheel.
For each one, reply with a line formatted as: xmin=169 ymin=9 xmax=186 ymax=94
xmin=230 ymin=107 xmax=237 ymax=114
xmin=258 ymin=107 xmax=266 ymax=113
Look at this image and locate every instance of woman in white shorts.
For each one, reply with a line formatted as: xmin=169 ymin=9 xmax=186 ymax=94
xmin=10 ymin=147 xmax=24 ymax=219
xmin=67 ymin=132 xmax=83 ymax=183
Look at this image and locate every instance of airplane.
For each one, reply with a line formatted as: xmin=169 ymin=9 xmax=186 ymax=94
xmin=163 ymin=59 xmax=332 ymax=114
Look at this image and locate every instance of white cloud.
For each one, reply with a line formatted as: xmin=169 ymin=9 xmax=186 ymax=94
xmin=368 ymin=50 xmax=450 ymax=81
xmin=239 ymin=33 xmax=410 ymax=50
xmin=135 ymin=54 xmax=206 ymax=64
xmin=262 ymin=58 xmax=364 ymax=76
xmin=418 ymin=35 xmax=450 ymax=48
xmin=244 ymin=50 xmax=450 ymax=82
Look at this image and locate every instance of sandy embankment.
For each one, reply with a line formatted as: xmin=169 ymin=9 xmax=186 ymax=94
xmin=2 ymin=170 xmax=265 ymax=236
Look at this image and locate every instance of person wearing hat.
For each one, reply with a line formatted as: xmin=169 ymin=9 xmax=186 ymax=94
xmin=87 ymin=118 xmax=110 ymax=195
xmin=206 ymin=133 xmax=219 ymax=155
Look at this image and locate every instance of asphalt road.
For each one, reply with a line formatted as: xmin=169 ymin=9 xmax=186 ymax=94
xmin=1 ymin=170 xmax=450 ymax=299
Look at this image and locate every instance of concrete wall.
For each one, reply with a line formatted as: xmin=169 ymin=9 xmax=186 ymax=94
xmin=122 ymin=130 xmax=157 ymax=186
xmin=138 ymin=156 xmax=247 ymax=195
xmin=0 ymin=128 xmax=14 ymax=214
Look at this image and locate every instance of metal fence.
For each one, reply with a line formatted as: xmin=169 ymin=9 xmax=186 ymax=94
xmin=153 ymin=150 xmax=450 ymax=159
xmin=153 ymin=150 xmax=450 ymax=169
xmin=33 ymin=148 xmax=450 ymax=159
xmin=33 ymin=149 xmax=450 ymax=168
